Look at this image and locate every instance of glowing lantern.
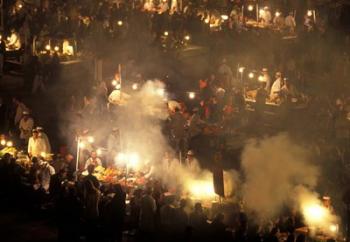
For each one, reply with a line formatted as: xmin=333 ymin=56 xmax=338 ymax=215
xmin=45 ymin=44 xmax=51 ymax=51
xmin=117 ymin=20 xmax=123 ymax=26
xmin=0 ymin=140 xmax=6 ymax=146
xmin=188 ymin=92 xmax=196 ymax=99
xmin=307 ymin=10 xmax=313 ymax=17
xmin=184 ymin=35 xmax=190 ymax=41
xmin=248 ymin=72 xmax=254 ymax=79
xmin=6 ymin=141 xmax=13 ymax=147
xmin=132 ymin=83 xmax=138 ymax=90
xmin=247 ymin=5 xmax=254 ymax=11
xmin=54 ymin=46 xmax=59 ymax=52
xmin=238 ymin=67 xmax=245 ymax=73
xmin=164 ymin=31 xmax=169 ymax=36
xmin=275 ymin=11 xmax=281 ymax=17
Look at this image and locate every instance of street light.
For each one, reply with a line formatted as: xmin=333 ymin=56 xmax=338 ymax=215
xmin=238 ymin=67 xmax=245 ymax=73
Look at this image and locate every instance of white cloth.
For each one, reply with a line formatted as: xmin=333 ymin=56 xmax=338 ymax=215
xmin=270 ymin=78 xmax=282 ymax=99
xmin=19 ymin=117 xmax=34 ymax=140
xmin=260 ymin=10 xmax=272 ymax=23
xmin=39 ymin=132 xmax=51 ymax=153
xmin=28 ymin=136 xmax=48 ymax=157
xmin=7 ymin=32 xmax=21 ymax=50
xmin=40 ymin=163 xmax=55 ymax=192
xmin=84 ymin=157 xmax=102 ymax=170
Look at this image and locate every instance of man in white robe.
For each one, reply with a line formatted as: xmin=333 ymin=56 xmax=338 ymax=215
xmin=28 ymin=130 xmax=48 ymax=157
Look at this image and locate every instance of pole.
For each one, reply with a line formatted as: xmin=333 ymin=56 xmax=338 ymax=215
xmin=256 ymin=4 xmax=259 ymax=22
xmin=75 ymin=137 xmax=80 ymax=181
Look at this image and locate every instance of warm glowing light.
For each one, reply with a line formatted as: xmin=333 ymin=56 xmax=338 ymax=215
xmin=117 ymin=20 xmax=123 ymax=26
xmin=238 ymin=67 xmax=245 ymax=73
xmin=188 ymin=180 xmax=215 ymax=199
xmin=188 ymin=92 xmax=196 ymax=99
xmin=116 ymin=153 xmax=126 ymax=162
xmin=164 ymin=31 xmax=169 ymax=36
xmin=45 ymin=44 xmax=51 ymax=51
xmin=303 ymin=204 xmax=327 ymax=224
xmin=248 ymin=5 xmax=254 ymax=11
xmin=156 ymin=88 xmax=165 ymax=97
xmin=54 ymin=46 xmax=59 ymax=51
xmin=6 ymin=141 xmax=13 ymax=147
xmin=259 ymin=9 xmax=265 ymax=15
xmin=18 ymin=4 xmax=23 ymax=9
xmin=79 ymin=142 xmax=85 ymax=148
xmin=307 ymin=10 xmax=313 ymax=17
xmin=248 ymin=72 xmax=254 ymax=79
xmin=116 ymin=83 xmax=121 ymax=90
xmin=221 ymin=15 xmax=229 ymax=21
xmin=0 ymin=139 xmax=6 ymax=146
xmin=329 ymin=224 xmax=338 ymax=233
xmin=258 ymin=75 xmax=265 ymax=82
xmin=96 ymin=149 xmax=102 ymax=156
xmin=132 ymin=83 xmax=138 ymax=90
xmin=204 ymin=19 xmax=209 ymax=24
xmin=275 ymin=11 xmax=281 ymax=17
xmin=87 ymin=136 xmax=94 ymax=143
xmin=40 ymin=152 xmax=46 ymax=158
xmin=184 ymin=35 xmax=190 ymax=41
xmin=112 ymin=80 xmax=117 ymax=86
xmin=128 ymin=153 xmax=140 ymax=168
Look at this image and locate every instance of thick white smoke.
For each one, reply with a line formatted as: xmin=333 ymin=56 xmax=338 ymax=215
xmin=116 ymin=80 xmax=169 ymax=164
xmin=241 ymin=133 xmax=319 ymax=219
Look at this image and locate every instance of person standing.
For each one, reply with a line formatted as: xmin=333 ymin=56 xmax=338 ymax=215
xmin=28 ymin=129 xmax=47 ymax=158
xmin=139 ymin=188 xmax=157 ymax=239
xmin=84 ymin=151 xmax=102 ymax=170
xmin=36 ymin=127 xmax=51 ymax=154
xmin=270 ymin=72 xmax=283 ymax=102
xmin=19 ymin=111 xmax=34 ymax=145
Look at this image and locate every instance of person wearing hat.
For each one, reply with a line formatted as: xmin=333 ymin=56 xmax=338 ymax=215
xmin=185 ymin=150 xmax=199 ymax=172
xmin=84 ymin=150 xmax=102 ymax=170
xmin=36 ymin=127 xmax=51 ymax=154
xmin=260 ymin=6 xmax=272 ymax=24
xmin=270 ymin=72 xmax=283 ymax=102
xmin=28 ymin=129 xmax=48 ymax=158
xmin=19 ymin=111 xmax=34 ymax=144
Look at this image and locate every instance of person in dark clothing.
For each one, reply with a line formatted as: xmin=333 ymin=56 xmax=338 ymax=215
xmin=83 ymin=164 xmax=100 ymax=190
xmin=104 ymin=184 xmax=126 ymax=242
xmin=209 ymin=213 xmax=227 ymax=242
